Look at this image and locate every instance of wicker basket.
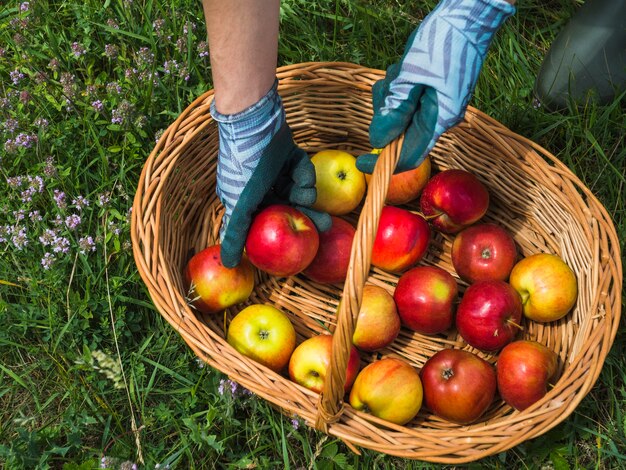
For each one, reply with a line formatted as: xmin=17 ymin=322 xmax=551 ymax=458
xmin=131 ymin=62 xmax=622 ymax=463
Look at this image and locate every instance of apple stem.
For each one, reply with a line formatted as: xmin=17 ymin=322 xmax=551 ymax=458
xmin=507 ymin=319 xmax=524 ymax=330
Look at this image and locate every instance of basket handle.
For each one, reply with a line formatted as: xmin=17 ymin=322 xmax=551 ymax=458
xmin=314 ymin=135 xmax=403 ymax=431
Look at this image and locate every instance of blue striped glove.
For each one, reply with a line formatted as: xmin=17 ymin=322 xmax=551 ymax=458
xmin=212 ymin=80 xmax=331 ymax=268
xmin=357 ymin=0 xmax=515 ymax=174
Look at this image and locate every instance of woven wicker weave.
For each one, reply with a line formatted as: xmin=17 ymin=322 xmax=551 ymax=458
xmin=131 ymin=62 xmax=622 ymax=463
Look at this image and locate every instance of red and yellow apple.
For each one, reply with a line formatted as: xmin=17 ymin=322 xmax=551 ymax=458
xmin=371 ymin=206 xmax=431 ymax=273
xmin=227 ymin=304 xmax=296 ymax=373
xmin=496 ymin=340 xmax=559 ymax=411
xmin=509 ymin=253 xmax=578 ymax=322
xmin=420 ymin=169 xmax=490 ymax=233
xmin=184 ymin=244 xmax=255 ymax=314
xmin=456 ymin=280 xmax=523 ymax=352
xmin=420 ymin=348 xmax=497 ymax=424
xmin=311 ymin=149 xmax=366 ymax=215
xmin=288 ymin=334 xmax=360 ymax=394
xmin=451 ymin=223 xmax=518 ymax=283
xmin=245 ymin=204 xmax=319 ymax=277
xmin=365 ymin=155 xmax=432 ymax=205
xmin=349 ymin=357 xmax=423 ymax=425
xmin=394 ymin=266 xmax=458 ymax=335
xmin=353 ymin=285 xmax=401 ymax=352
xmin=303 ymin=216 xmax=355 ymax=284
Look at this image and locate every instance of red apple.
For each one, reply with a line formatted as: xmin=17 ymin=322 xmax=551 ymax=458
xmin=184 ymin=244 xmax=255 ymax=314
xmin=349 ymin=357 xmax=423 ymax=425
xmin=420 ymin=348 xmax=497 ymax=424
xmin=509 ymin=253 xmax=578 ymax=322
xmin=394 ymin=266 xmax=458 ymax=335
xmin=353 ymin=285 xmax=401 ymax=351
xmin=227 ymin=304 xmax=296 ymax=372
xmin=366 ymin=155 xmax=432 ymax=205
xmin=371 ymin=206 xmax=430 ymax=273
xmin=288 ymin=334 xmax=360 ymax=394
xmin=245 ymin=204 xmax=319 ymax=277
xmin=420 ymin=169 xmax=490 ymax=233
xmin=451 ymin=223 xmax=518 ymax=283
xmin=303 ymin=216 xmax=355 ymax=284
xmin=496 ymin=340 xmax=559 ymax=411
xmin=456 ymin=280 xmax=523 ymax=352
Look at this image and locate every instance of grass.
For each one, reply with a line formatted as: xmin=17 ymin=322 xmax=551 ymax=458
xmin=0 ymin=0 xmax=624 ymax=468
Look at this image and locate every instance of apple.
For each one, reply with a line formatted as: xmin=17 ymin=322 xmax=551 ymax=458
xmin=496 ymin=340 xmax=559 ymax=411
xmin=509 ymin=253 xmax=578 ymax=322
xmin=451 ymin=223 xmax=518 ymax=283
xmin=371 ymin=206 xmax=431 ymax=273
xmin=184 ymin=244 xmax=255 ymax=314
xmin=303 ymin=216 xmax=355 ymax=284
xmin=420 ymin=169 xmax=490 ymax=233
xmin=365 ymin=155 xmax=432 ymax=205
xmin=456 ymin=280 xmax=523 ymax=352
xmin=288 ymin=334 xmax=361 ymax=394
xmin=420 ymin=348 xmax=497 ymax=424
xmin=227 ymin=304 xmax=296 ymax=372
xmin=311 ymin=149 xmax=366 ymax=215
xmin=394 ymin=266 xmax=458 ymax=335
xmin=245 ymin=204 xmax=319 ymax=277
xmin=349 ymin=357 xmax=423 ymax=425
xmin=353 ymin=285 xmax=401 ymax=352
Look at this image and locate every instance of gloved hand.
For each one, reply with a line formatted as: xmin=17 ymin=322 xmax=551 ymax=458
xmin=357 ymin=0 xmax=516 ymax=174
xmin=212 ymin=80 xmax=331 ymax=268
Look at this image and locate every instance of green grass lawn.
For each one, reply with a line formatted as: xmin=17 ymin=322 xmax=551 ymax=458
xmin=1 ymin=0 xmax=624 ymax=468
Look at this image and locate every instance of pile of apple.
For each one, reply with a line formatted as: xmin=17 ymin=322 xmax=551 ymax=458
xmin=184 ymin=149 xmax=578 ymax=426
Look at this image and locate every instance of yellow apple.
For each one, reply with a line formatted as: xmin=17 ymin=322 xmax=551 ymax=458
xmin=311 ymin=149 xmax=366 ymax=215
xmin=227 ymin=304 xmax=296 ymax=372
xmin=353 ymin=285 xmax=401 ymax=352
xmin=509 ymin=253 xmax=578 ymax=322
xmin=366 ymin=154 xmax=432 ymax=205
xmin=349 ymin=357 xmax=423 ymax=425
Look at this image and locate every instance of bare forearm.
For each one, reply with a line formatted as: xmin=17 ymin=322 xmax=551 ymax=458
xmin=202 ymin=0 xmax=280 ymax=114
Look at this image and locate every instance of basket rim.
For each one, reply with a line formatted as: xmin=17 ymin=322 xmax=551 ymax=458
xmin=130 ymin=61 xmax=623 ymax=464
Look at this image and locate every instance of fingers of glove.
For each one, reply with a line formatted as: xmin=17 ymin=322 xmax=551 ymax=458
xmin=355 ymin=152 xmax=379 ymax=175
xmin=371 ymin=62 xmax=400 ymax=111
xmin=396 ymin=86 xmax=439 ymax=173
xmin=297 ymin=206 xmax=332 ymax=233
xmin=369 ymin=83 xmax=426 ymax=149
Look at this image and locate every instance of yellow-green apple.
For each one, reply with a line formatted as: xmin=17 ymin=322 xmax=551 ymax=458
xmin=227 ymin=304 xmax=296 ymax=373
xmin=349 ymin=357 xmax=423 ymax=425
xmin=303 ymin=216 xmax=355 ymax=284
xmin=451 ymin=223 xmax=518 ymax=283
xmin=371 ymin=206 xmax=431 ymax=273
xmin=353 ymin=285 xmax=401 ymax=351
xmin=184 ymin=244 xmax=255 ymax=314
xmin=245 ymin=204 xmax=319 ymax=277
xmin=496 ymin=340 xmax=559 ymax=411
xmin=509 ymin=253 xmax=578 ymax=322
xmin=420 ymin=169 xmax=490 ymax=233
xmin=311 ymin=149 xmax=366 ymax=215
xmin=394 ymin=266 xmax=458 ymax=335
xmin=365 ymin=155 xmax=432 ymax=205
xmin=288 ymin=334 xmax=360 ymax=394
xmin=456 ymin=280 xmax=523 ymax=352
xmin=420 ymin=348 xmax=497 ymax=424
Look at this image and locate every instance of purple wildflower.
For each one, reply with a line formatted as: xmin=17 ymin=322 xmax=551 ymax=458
xmin=97 ymin=192 xmax=111 ymax=207
xmin=197 ymin=41 xmax=209 ymax=58
xmin=43 ymin=156 xmax=57 ymax=177
xmin=29 ymin=210 xmax=42 ymax=222
xmin=92 ymin=100 xmax=104 ymax=112
xmin=65 ymin=214 xmax=81 ymax=229
xmin=10 ymin=69 xmax=24 ymax=85
xmin=20 ymin=2 xmax=30 ymax=12
xmin=3 ymin=119 xmax=19 ymax=133
xmin=48 ymin=58 xmax=60 ymax=71
xmin=71 ymin=42 xmax=87 ymax=58
xmin=12 ymin=226 xmax=28 ymax=250
xmin=78 ymin=236 xmax=96 ymax=254
xmin=39 ymin=228 xmax=57 ymax=246
xmin=41 ymin=253 xmax=55 ymax=270
xmin=52 ymin=236 xmax=70 ymax=253
xmin=106 ymin=19 xmax=119 ymax=29
xmin=72 ymin=195 xmax=89 ymax=210
xmin=34 ymin=117 xmax=49 ymax=130
xmin=291 ymin=418 xmax=300 ymax=430
xmin=104 ymin=44 xmax=118 ymax=59
xmin=53 ymin=190 xmax=66 ymax=209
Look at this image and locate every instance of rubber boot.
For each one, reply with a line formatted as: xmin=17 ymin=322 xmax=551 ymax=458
xmin=534 ymin=0 xmax=626 ymax=110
